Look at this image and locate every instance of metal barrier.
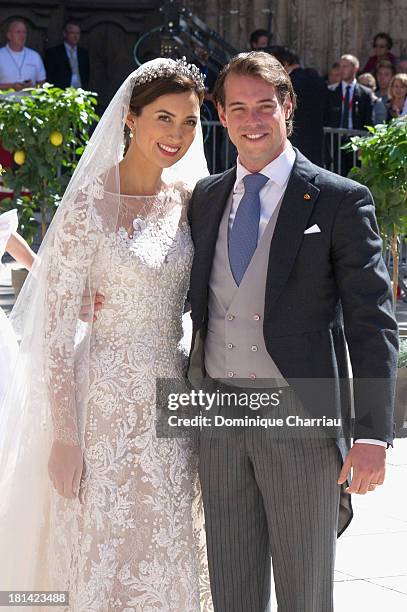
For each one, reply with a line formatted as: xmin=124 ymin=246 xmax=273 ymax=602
xmin=201 ymin=121 xmax=367 ymax=176
xmin=322 ymin=127 xmax=367 ymax=176
xmin=202 ymin=120 xmax=234 ymax=174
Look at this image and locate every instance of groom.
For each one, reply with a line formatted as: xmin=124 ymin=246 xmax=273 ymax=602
xmin=186 ymin=52 xmax=398 ymax=612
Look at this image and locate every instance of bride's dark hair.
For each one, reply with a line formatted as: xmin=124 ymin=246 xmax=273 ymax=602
xmin=123 ymin=74 xmax=205 ymax=154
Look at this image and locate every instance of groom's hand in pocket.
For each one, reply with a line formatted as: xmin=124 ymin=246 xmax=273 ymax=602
xmin=48 ymin=440 xmax=84 ymax=499
xmin=79 ymin=290 xmax=105 ymax=322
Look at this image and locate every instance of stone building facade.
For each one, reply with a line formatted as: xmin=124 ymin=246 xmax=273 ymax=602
xmin=0 ymin=0 xmax=405 ymax=105
xmin=191 ymin=0 xmax=407 ymax=73
xmin=0 ymin=0 xmax=161 ymax=107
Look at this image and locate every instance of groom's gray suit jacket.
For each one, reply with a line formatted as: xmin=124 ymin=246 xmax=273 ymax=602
xmin=187 ymin=149 xmax=398 ymax=534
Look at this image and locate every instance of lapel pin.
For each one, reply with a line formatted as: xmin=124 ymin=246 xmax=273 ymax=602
xmin=304 ymin=193 xmax=311 ymax=200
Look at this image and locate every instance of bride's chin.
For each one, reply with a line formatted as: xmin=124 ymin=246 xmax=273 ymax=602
xmin=159 ymin=157 xmax=182 ymax=168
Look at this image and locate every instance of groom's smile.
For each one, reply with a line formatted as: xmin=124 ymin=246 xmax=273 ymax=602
xmin=217 ymin=73 xmax=293 ymax=172
xmin=243 ymin=133 xmax=268 ymax=140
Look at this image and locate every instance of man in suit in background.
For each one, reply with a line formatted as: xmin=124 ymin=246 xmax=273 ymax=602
xmin=249 ymin=29 xmax=270 ymax=51
xmin=187 ymin=51 xmax=397 ymax=612
xmin=325 ymin=54 xmax=373 ymax=174
xmin=270 ymin=46 xmax=327 ymax=166
xmin=44 ymin=21 xmax=89 ymax=90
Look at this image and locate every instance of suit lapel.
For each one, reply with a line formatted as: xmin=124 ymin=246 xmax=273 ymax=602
xmin=61 ymin=44 xmax=71 ymax=72
xmin=191 ymin=167 xmax=236 ymax=314
xmin=265 ymin=151 xmax=320 ymax=311
xmin=335 ymin=83 xmax=342 ymax=119
xmin=335 ymin=83 xmax=342 ymax=103
xmin=78 ymin=48 xmax=85 ymax=74
xmin=352 ymin=83 xmax=362 ymax=126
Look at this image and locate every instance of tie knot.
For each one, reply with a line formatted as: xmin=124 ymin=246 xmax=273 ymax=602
xmin=243 ymin=173 xmax=269 ymax=194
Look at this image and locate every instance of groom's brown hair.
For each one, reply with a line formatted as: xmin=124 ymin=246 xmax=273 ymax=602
xmin=213 ymin=51 xmax=297 ymax=136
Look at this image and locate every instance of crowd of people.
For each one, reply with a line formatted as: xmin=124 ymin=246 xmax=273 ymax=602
xmin=0 ymin=18 xmax=405 ymax=175
xmin=246 ymin=29 xmax=407 ymax=172
xmin=0 ymin=50 xmax=398 ymax=612
xmin=0 ymin=14 xmax=403 ymax=611
xmin=0 ymin=18 xmax=89 ymax=93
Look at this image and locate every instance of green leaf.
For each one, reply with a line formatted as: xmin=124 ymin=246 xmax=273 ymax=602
xmin=0 ymin=84 xmax=98 ymax=240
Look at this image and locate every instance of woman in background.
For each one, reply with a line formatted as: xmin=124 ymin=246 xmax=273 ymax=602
xmin=386 ymin=73 xmax=407 ymax=120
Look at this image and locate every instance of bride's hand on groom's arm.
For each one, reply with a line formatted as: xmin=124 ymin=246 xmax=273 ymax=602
xmin=337 ymin=443 xmax=386 ymax=495
xmin=48 ymin=440 xmax=84 ymax=499
xmin=78 ymin=291 xmax=105 ymax=322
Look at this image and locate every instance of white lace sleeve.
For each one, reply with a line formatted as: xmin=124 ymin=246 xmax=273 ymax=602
xmin=0 ymin=209 xmax=18 ymax=261
xmin=174 ymin=181 xmax=192 ymax=224
xmin=44 ymin=195 xmax=100 ymax=446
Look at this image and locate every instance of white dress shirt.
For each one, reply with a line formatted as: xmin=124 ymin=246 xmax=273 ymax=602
xmin=64 ymin=42 xmax=81 ymax=88
xmin=341 ymin=79 xmax=357 ymax=129
xmin=229 ymin=142 xmax=386 ymax=448
xmin=229 ymin=142 xmax=296 ymax=239
xmin=0 ymin=44 xmax=45 ymax=85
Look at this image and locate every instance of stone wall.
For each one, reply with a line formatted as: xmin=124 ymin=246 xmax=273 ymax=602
xmin=189 ymin=0 xmax=407 ymax=74
xmin=0 ymin=0 xmax=405 ymax=105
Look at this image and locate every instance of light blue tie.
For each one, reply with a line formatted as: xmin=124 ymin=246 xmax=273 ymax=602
xmin=228 ymin=173 xmax=269 ymax=285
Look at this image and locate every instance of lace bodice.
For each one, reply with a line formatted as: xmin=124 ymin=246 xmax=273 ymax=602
xmin=44 ymin=181 xmax=193 ymax=447
xmin=94 ymin=186 xmax=192 ymax=371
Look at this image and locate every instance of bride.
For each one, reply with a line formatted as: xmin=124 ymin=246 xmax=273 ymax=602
xmin=0 ymin=58 xmax=212 ymax=611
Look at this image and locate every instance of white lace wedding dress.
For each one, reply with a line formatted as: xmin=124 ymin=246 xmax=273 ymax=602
xmin=41 ymin=182 xmax=212 ymax=611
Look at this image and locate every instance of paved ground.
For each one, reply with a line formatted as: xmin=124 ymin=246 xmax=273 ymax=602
xmin=269 ymin=439 xmax=407 ymax=610
xmin=2 ymin=260 xmax=407 ymax=610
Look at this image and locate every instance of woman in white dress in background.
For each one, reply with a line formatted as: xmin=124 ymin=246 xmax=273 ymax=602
xmin=0 ymin=209 xmax=36 ymax=403
xmin=0 ymin=58 xmax=212 ymax=611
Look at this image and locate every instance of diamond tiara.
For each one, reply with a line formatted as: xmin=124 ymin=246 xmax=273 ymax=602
xmin=133 ymin=57 xmax=206 ymax=91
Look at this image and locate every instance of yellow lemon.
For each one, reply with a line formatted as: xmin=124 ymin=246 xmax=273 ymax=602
xmin=14 ymin=150 xmax=26 ymax=165
xmin=50 ymin=131 xmax=63 ymax=147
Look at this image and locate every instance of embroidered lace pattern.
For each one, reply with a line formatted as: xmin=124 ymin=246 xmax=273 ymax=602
xmin=43 ymin=181 xmax=212 ymax=611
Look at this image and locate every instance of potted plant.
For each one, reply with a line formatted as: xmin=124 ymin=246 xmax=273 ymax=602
xmin=345 ymin=116 xmax=407 ymax=305
xmin=0 ymin=84 xmax=98 ymax=240
xmin=346 ymin=118 xmax=407 ymax=438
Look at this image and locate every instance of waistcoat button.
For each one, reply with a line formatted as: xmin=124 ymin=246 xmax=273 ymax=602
xmin=228 ymin=371 xmax=235 ymax=377
xmin=227 ymin=343 xmax=234 ymax=349
xmin=227 ymin=314 xmax=235 ymax=321
xmin=249 ymin=373 xmax=257 ymax=379
xmin=253 ymin=314 xmax=261 ymax=321
xmin=251 ymin=345 xmax=258 ymax=352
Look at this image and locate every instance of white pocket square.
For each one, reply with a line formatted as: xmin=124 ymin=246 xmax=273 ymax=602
xmin=304 ymin=224 xmax=321 ymax=234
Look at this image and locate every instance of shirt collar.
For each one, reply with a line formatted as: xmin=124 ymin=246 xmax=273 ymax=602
xmin=6 ymin=43 xmax=25 ymax=54
xmin=341 ymin=79 xmax=356 ymax=93
xmin=64 ymin=42 xmax=77 ymax=53
xmin=235 ymin=142 xmax=296 ymax=192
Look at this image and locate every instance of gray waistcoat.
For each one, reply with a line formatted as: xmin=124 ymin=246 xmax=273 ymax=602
xmin=204 ymin=193 xmax=288 ymax=388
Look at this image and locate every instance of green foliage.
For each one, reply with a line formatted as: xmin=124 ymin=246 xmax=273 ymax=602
xmin=0 ymin=84 xmax=98 ymax=239
xmin=398 ymin=338 xmax=407 ymax=368
xmin=345 ymin=116 xmax=407 ymax=240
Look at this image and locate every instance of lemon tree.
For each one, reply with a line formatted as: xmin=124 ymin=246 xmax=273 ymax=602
xmin=0 ymin=85 xmax=98 ymax=239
